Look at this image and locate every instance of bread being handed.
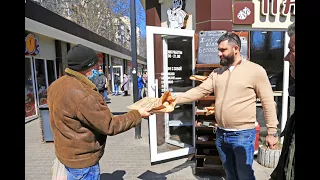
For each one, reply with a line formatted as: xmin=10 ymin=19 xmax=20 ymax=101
xmin=127 ymin=91 xmax=177 ymax=113
xmin=189 ymin=75 xmax=208 ymax=82
xmin=157 ymin=91 xmax=176 ymax=112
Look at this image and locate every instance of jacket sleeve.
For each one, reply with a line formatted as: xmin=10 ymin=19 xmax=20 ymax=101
xmin=76 ymin=93 xmax=142 ymax=136
xmin=176 ymin=69 xmax=217 ymax=104
xmin=254 ymin=67 xmax=279 ymax=135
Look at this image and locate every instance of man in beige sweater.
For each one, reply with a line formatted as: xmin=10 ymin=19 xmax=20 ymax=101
xmin=176 ymin=32 xmax=279 ymax=180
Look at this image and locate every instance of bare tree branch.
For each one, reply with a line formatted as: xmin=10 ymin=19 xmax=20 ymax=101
xmin=33 ymin=0 xmax=146 ymax=58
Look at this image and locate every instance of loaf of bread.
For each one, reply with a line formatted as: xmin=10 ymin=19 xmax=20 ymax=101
xmin=189 ymin=75 xmax=208 ymax=82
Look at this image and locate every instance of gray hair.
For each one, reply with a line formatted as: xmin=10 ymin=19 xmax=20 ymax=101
xmin=287 ymin=22 xmax=295 ymax=37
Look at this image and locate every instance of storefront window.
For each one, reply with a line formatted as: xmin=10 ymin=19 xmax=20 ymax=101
xmin=25 ymin=57 xmax=57 ymax=120
xmin=25 ymin=57 xmax=37 ymax=118
xmin=34 ymin=59 xmax=48 ymax=106
xmin=47 ymin=60 xmax=56 ymax=85
xmin=250 ymin=31 xmax=294 ymax=124
xmin=250 ymin=31 xmax=286 ymax=91
xmin=127 ymin=60 xmax=132 ymax=76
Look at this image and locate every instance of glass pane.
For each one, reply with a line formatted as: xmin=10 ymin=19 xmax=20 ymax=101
xmin=46 ymin=60 xmax=56 ymax=85
xmin=34 ymin=59 xmax=47 ymax=105
xmin=25 ymin=58 xmax=36 ymax=117
xmin=127 ymin=61 xmax=132 ymax=76
xmin=250 ymin=31 xmax=294 ymax=130
xmin=156 ymin=35 xmax=194 ymax=153
xmin=250 ymin=31 xmax=286 ymax=91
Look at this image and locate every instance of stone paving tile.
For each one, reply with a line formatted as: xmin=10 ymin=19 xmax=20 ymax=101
xmin=25 ymin=88 xmax=274 ymax=180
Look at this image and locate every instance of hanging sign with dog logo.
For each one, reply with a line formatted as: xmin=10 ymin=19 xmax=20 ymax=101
xmin=167 ymin=0 xmax=189 ymax=29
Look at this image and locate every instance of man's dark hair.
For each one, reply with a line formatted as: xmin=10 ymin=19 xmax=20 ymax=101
xmin=217 ymin=32 xmax=241 ymax=51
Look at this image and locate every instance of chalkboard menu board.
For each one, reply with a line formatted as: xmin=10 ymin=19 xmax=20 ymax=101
xmin=240 ymin=36 xmax=248 ymax=60
xmin=197 ymin=30 xmax=227 ymax=64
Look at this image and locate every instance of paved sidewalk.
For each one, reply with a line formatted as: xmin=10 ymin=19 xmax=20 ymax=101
xmin=25 ymin=89 xmax=274 ymax=180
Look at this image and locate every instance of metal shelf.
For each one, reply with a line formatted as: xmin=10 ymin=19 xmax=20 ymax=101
xmin=195 ymin=64 xmax=221 ymax=68
xmin=196 ymin=165 xmax=223 ymax=169
xmin=199 ymin=96 xmax=215 ymax=101
xmin=168 ymin=120 xmax=193 ymax=127
xmin=195 ymin=155 xmax=220 ymax=159
xmin=194 ymin=63 xmax=223 ymax=176
xmin=196 ymin=140 xmax=216 ymax=145
xmin=195 ymin=126 xmax=215 ymax=131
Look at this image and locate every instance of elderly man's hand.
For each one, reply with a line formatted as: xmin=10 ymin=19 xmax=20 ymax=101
xmin=138 ymin=107 xmax=153 ymax=118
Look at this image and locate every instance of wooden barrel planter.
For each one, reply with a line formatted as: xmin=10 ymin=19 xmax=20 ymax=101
xmin=257 ymin=145 xmax=282 ymax=168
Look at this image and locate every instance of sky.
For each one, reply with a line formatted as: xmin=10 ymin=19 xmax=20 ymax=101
xmin=111 ymin=0 xmax=146 ymax=37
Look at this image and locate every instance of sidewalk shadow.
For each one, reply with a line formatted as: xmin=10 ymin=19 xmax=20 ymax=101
xmin=137 ymin=159 xmax=192 ymax=180
xmin=100 ymin=170 xmax=126 ymax=180
xmin=137 ymin=159 xmax=224 ymax=180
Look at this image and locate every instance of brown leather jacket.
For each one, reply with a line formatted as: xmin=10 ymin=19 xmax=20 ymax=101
xmin=47 ymin=68 xmax=141 ymax=168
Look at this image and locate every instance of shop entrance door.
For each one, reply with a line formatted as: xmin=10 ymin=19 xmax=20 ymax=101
xmin=146 ymin=26 xmax=195 ymax=163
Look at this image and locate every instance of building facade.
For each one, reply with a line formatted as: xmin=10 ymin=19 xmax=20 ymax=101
xmin=144 ymin=0 xmax=295 ymax=147
xmin=25 ymin=1 xmax=147 ymax=122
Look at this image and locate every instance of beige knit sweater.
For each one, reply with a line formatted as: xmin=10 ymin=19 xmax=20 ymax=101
xmin=176 ymin=60 xmax=278 ymax=134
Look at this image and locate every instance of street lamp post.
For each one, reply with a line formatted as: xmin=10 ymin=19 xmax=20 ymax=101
xmin=130 ymin=0 xmax=141 ymax=139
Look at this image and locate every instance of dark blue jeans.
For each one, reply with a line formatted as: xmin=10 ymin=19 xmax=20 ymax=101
xmin=103 ymin=89 xmax=109 ymax=100
xmin=216 ymin=127 xmax=256 ymax=180
xmin=65 ymin=163 xmax=100 ymax=180
xmin=138 ymin=88 xmax=143 ymax=100
xmin=113 ymin=85 xmax=119 ymax=95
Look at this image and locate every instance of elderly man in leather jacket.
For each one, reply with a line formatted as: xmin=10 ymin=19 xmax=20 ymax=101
xmin=47 ymin=44 xmax=151 ymax=180
xmin=270 ymin=22 xmax=295 ymax=180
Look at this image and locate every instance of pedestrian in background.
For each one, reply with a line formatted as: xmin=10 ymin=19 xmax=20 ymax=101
xmin=93 ymin=67 xmax=107 ymax=99
xmin=141 ymin=73 xmax=148 ymax=98
xmin=137 ymin=72 xmax=144 ymax=99
xmin=121 ymin=73 xmax=130 ymax=96
xmin=113 ymin=73 xmax=121 ymax=96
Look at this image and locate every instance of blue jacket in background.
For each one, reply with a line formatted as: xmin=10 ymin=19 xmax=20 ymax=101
xmin=138 ymin=76 xmax=144 ymax=89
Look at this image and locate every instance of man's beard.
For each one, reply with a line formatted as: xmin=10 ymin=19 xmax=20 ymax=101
xmin=220 ymin=53 xmax=235 ymax=66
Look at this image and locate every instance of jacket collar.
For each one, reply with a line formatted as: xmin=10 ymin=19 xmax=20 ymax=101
xmin=65 ymin=68 xmax=98 ymax=91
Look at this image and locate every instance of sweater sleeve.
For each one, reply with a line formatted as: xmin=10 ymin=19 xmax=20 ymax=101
xmin=176 ymin=69 xmax=217 ymax=104
xmin=254 ymin=67 xmax=279 ymax=135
